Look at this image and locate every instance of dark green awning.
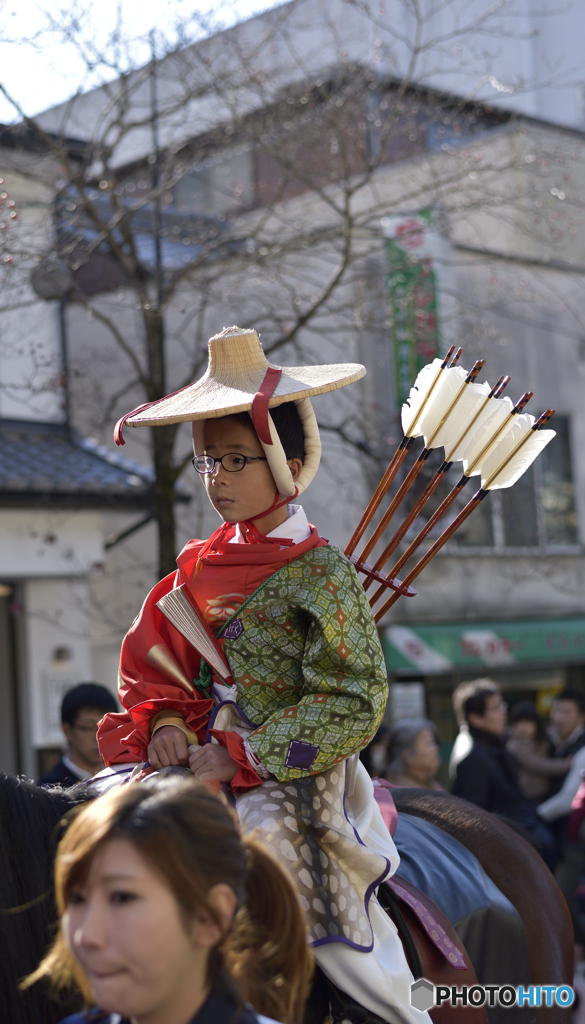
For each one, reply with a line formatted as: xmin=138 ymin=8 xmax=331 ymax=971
xmin=382 ymin=618 xmax=585 ymax=674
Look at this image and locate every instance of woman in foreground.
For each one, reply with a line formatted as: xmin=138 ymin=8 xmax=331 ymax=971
xmin=27 ymin=776 xmax=313 ymax=1024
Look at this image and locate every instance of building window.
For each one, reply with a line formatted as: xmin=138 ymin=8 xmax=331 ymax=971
xmin=453 ymin=415 xmax=578 ymax=551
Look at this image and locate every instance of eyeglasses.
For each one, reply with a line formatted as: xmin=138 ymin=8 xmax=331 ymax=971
xmin=192 ymin=453 xmax=268 ymax=475
xmin=486 ymin=700 xmax=507 ymax=713
xmin=71 ymin=722 xmax=99 ymax=733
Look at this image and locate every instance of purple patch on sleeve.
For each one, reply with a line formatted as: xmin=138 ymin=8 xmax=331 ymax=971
xmin=223 ymin=618 xmax=243 ymax=640
xmin=285 ymin=739 xmax=320 ymax=770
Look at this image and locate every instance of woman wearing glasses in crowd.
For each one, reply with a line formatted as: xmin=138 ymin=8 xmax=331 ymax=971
xmin=26 ymin=776 xmax=312 ymax=1024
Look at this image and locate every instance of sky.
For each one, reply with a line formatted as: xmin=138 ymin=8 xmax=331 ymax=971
xmin=0 ymin=0 xmax=282 ymax=122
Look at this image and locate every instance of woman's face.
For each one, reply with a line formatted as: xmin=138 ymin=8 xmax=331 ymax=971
xmin=64 ymin=838 xmax=223 ymax=1024
xmin=512 ymin=719 xmax=537 ymax=740
xmin=405 ymin=728 xmax=441 ymax=777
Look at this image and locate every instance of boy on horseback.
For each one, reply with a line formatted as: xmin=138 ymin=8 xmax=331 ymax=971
xmin=97 ymin=326 xmax=431 ymax=1024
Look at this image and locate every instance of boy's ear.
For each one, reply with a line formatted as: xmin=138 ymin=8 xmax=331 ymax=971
xmin=287 ymin=458 xmax=303 ymax=482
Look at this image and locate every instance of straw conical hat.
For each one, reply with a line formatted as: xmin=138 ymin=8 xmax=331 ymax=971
xmin=122 ymin=326 xmax=365 ymax=427
xmin=115 ymin=326 xmax=365 ymax=497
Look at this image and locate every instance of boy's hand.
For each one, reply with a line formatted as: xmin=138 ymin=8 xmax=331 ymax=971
xmin=148 ymin=725 xmax=189 ymax=768
xmin=189 ymin=744 xmax=237 ymax=782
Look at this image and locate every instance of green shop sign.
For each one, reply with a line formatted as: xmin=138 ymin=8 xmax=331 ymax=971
xmin=382 ymin=619 xmax=585 ymax=674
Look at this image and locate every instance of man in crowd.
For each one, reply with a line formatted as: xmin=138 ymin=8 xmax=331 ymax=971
xmin=538 ymin=689 xmax=585 ymax=899
xmin=548 ymin=688 xmax=585 ymax=760
xmin=39 ymin=682 xmax=118 ymax=786
xmin=449 ymin=678 xmax=557 ymax=867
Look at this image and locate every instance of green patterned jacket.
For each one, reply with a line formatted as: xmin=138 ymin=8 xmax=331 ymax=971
xmin=220 ymin=544 xmax=388 ymax=780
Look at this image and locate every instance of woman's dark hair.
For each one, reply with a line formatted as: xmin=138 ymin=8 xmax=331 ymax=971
xmin=509 ymin=701 xmax=547 ymax=742
xmin=28 ymin=777 xmax=312 ymax=1024
xmin=226 ymin=403 xmax=305 ymax=462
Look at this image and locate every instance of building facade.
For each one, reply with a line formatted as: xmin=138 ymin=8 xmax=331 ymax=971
xmin=2 ymin=0 xmax=585 ymax=772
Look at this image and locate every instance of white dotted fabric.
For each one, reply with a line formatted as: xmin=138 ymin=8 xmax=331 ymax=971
xmin=236 ymin=765 xmax=390 ymax=948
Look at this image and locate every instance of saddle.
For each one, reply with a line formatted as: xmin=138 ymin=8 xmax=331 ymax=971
xmin=308 ymin=874 xmax=486 ymax=1024
xmin=381 ymin=876 xmax=487 ymax=1024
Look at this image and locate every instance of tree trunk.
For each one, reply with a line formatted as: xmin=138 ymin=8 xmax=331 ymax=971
xmin=153 ymin=422 xmax=178 ymax=578
xmin=145 ymin=308 xmax=178 ymax=579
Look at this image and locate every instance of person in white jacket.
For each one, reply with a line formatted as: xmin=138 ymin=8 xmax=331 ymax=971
xmin=538 ymin=748 xmax=585 ymax=826
xmin=538 ymin=689 xmax=585 ymax=900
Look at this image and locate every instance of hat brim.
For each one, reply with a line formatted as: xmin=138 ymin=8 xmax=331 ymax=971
xmin=125 ymin=362 xmax=365 ymax=428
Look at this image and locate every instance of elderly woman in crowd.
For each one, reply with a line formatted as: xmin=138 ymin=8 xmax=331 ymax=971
xmin=385 ymin=719 xmax=445 ymax=791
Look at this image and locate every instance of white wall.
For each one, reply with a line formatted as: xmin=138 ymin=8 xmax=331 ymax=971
xmin=23 ymin=578 xmax=93 ymax=752
xmin=0 ymin=510 xmax=104 ymax=577
xmin=0 ymin=163 xmax=64 ymax=422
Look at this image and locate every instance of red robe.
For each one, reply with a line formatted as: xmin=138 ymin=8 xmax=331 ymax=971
xmin=98 ymin=523 xmax=327 ymax=788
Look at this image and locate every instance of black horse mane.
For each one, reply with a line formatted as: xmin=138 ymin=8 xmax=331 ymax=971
xmin=0 ymin=773 xmax=90 ymax=1024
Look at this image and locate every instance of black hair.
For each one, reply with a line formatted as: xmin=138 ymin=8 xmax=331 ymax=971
xmin=60 ymin=683 xmax=118 ymax=725
xmin=224 ymin=404 xmax=305 ymax=462
xmin=0 ymin=773 xmax=89 ymax=1024
xmin=554 ymin=688 xmax=585 ymax=715
xmin=509 ymin=701 xmax=547 ymax=742
xmin=452 ymin=678 xmax=501 ymax=726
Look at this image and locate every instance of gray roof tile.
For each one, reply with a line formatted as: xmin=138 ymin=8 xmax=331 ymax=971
xmin=0 ymin=420 xmax=166 ymax=510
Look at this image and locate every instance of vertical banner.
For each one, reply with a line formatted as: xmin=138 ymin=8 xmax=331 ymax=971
xmin=382 ymin=211 xmax=442 ymax=406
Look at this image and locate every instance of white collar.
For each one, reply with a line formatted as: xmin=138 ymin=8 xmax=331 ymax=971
xmin=62 ymin=753 xmax=93 ymax=781
xmin=231 ymin=504 xmax=311 ymax=545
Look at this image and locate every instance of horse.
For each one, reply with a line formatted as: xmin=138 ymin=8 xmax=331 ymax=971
xmin=0 ymin=772 xmax=574 ymax=1024
xmin=391 ymin=787 xmax=574 ymax=1024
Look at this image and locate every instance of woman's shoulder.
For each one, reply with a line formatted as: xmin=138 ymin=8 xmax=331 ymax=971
xmin=58 ymin=1004 xmax=283 ymax=1024
xmin=57 ymin=1013 xmax=123 ymax=1024
xmin=192 ymin=986 xmax=285 ymax=1024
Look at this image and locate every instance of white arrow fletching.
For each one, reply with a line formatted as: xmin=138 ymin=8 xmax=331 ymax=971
xmin=445 ymin=386 xmax=504 ymax=463
xmin=412 ymin=365 xmax=467 ymax=441
xmin=401 ymin=358 xmax=444 ymax=436
xmin=459 ymin=396 xmax=516 ymax=475
xmin=426 ymin=380 xmax=492 ymax=449
xmin=481 ymin=425 xmax=556 ymax=490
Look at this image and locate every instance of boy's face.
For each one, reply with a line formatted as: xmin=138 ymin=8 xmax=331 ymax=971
xmin=202 ymin=417 xmax=280 ymax=524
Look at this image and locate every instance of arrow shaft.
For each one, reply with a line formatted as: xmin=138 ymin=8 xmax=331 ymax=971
xmin=369 ymin=473 xmax=468 ymax=606
xmin=376 ymin=392 xmax=533 ymax=587
xmin=346 ymin=348 xmax=459 ymax=558
xmin=366 ymin=460 xmax=452 ymax=590
xmin=344 ymin=437 xmax=414 ymax=556
xmin=373 ymin=490 xmax=487 ymax=622
xmin=357 ymin=360 xmax=483 ymax=569
xmin=360 ymin=450 xmax=430 ymax=579
xmin=365 ymin=376 xmax=510 ymax=591
xmin=372 ymin=409 xmax=555 ymax=619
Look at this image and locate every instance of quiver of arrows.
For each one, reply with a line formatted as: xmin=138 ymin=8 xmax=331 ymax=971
xmin=344 ymin=347 xmax=555 ymax=623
